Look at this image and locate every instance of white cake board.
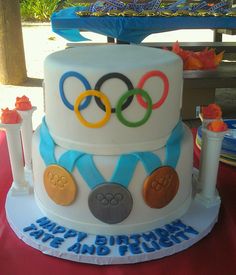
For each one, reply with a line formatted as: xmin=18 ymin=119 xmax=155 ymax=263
xmin=5 ymin=172 xmax=221 ymax=265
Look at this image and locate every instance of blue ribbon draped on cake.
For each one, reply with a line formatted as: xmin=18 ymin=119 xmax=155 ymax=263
xmin=39 ymin=118 xmax=183 ymax=190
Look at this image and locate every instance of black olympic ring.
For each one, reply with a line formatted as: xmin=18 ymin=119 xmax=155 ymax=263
xmin=94 ymin=73 xmax=134 ymax=113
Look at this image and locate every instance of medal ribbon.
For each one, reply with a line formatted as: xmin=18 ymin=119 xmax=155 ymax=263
xmin=40 ymin=118 xmax=183 ymax=189
xmin=40 ymin=118 xmax=85 ymax=172
xmin=110 ymin=121 xmax=183 ymax=186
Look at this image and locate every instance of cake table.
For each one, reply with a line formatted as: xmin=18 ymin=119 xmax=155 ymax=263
xmin=51 ymin=6 xmax=236 ymax=43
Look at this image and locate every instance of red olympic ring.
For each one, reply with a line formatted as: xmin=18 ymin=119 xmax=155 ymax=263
xmin=136 ymin=70 xmax=169 ymax=110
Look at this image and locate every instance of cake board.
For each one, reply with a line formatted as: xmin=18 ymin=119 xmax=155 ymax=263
xmin=5 ymin=170 xmax=220 ymax=265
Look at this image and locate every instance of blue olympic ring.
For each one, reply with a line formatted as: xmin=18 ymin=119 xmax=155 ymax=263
xmin=59 ymin=71 xmax=92 ymax=111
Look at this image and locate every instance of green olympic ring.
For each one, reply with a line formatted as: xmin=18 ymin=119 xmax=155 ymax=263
xmin=116 ymin=89 xmax=153 ymax=128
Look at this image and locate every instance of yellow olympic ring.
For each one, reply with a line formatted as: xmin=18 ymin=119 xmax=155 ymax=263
xmin=74 ymin=90 xmax=111 ymax=128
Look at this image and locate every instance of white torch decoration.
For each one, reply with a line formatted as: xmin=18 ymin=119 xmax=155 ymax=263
xmin=196 ymin=104 xmax=228 ymax=207
xmin=15 ymin=96 xmax=36 ymax=180
xmin=0 ymin=108 xmax=30 ymax=195
xmin=198 ymin=112 xmax=216 ymax=191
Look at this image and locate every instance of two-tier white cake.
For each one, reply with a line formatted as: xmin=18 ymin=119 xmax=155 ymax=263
xmin=32 ymin=45 xmax=193 ymax=234
xmin=4 ymin=45 xmax=221 ymax=265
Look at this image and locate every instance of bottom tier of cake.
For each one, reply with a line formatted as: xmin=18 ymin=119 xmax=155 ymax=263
xmin=32 ymin=121 xmax=193 ymax=235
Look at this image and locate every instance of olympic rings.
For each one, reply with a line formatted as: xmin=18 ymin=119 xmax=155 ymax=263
xmin=60 ymin=71 xmax=92 ymax=111
xmin=74 ymin=90 xmax=111 ymax=128
xmin=137 ymin=70 xmax=169 ymax=110
xmin=116 ymin=89 xmax=153 ymax=128
xmin=94 ymin=73 xmax=134 ymax=113
xmin=59 ymin=70 xmax=170 ymax=128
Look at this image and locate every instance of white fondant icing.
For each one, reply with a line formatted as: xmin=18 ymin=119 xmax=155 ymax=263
xmin=44 ymin=45 xmax=183 ymax=155
xmin=5 ymin=173 xmax=221 ymax=265
xmin=32 ymin=124 xmax=193 ymax=235
xmin=32 ymin=45 xmax=194 ymax=237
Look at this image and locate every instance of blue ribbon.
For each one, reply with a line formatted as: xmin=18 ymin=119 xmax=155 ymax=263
xmin=110 ymin=154 xmax=140 ymax=188
xmin=76 ymin=155 xmax=105 ymax=189
xmin=110 ymin=121 xmax=183 ymax=185
xmin=39 ymin=118 xmax=57 ymax=166
xmin=40 ymin=118 xmax=183 ymax=189
xmin=40 ymin=118 xmax=84 ymax=172
xmin=59 ymin=150 xmax=85 ymax=172
xmin=164 ymin=121 xmax=183 ymax=168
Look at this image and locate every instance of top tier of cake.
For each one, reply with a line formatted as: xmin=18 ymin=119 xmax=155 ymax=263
xmin=44 ymin=45 xmax=183 ymax=155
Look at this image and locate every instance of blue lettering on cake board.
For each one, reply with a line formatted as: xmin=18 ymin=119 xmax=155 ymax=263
xmin=23 ymin=217 xmax=199 ymax=257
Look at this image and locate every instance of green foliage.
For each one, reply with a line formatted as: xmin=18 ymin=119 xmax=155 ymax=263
xmin=20 ymin=0 xmax=81 ymax=22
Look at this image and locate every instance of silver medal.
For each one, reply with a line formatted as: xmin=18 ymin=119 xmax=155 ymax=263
xmin=88 ymin=183 xmax=133 ymax=224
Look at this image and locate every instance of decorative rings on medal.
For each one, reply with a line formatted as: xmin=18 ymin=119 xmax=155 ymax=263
xmin=59 ymin=70 xmax=170 ymax=128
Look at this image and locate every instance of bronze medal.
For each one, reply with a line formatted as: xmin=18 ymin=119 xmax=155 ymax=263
xmin=43 ymin=165 xmax=77 ymax=206
xmin=143 ymin=166 xmax=179 ymax=209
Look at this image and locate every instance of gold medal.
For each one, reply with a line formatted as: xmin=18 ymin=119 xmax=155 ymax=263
xmin=160 ymin=10 xmax=173 ymax=17
xmin=143 ymin=166 xmax=179 ymax=208
xmin=92 ymin=11 xmax=106 ymax=17
xmin=174 ymin=10 xmax=189 ymax=16
xmin=107 ymin=10 xmax=121 ymax=16
xmin=76 ymin=11 xmax=91 ymax=17
xmin=121 ymin=10 xmax=138 ymax=17
xmin=195 ymin=10 xmax=210 ymax=17
xmin=140 ymin=10 xmax=159 ymax=17
xmin=44 ymin=165 xmax=77 ymax=206
xmin=226 ymin=11 xmax=236 ymax=17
